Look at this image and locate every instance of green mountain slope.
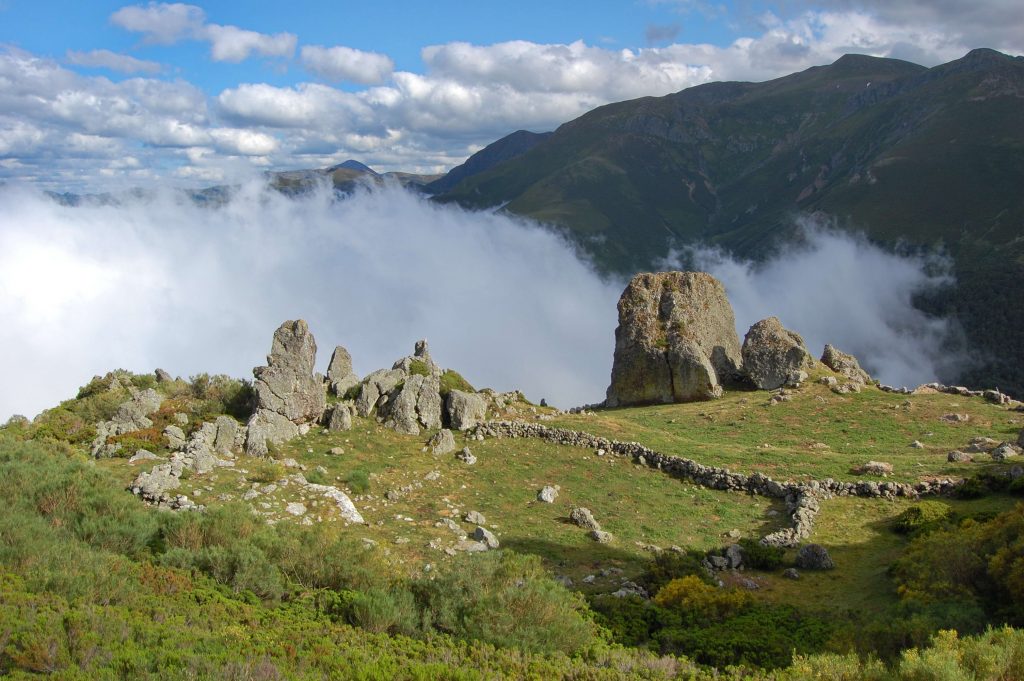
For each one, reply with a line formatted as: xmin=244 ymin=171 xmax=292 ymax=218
xmin=439 ymin=49 xmax=1024 ymax=394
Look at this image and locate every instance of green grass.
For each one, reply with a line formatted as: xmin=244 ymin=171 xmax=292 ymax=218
xmin=549 ymin=376 xmax=1020 ymax=484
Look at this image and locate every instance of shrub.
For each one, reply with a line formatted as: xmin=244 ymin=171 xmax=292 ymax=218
xmin=738 ymin=538 xmax=785 ymax=570
xmin=893 ymin=501 xmax=951 ymax=535
xmin=654 ymin=575 xmax=752 ymax=621
xmin=345 ymin=587 xmax=420 ymax=636
xmin=408 ymin=359 xmax=430 ymax=377
xmin=247 ymin=461 xmax=285 ymax=484
xmin=639 ymin=548 xmax=710 ymax=594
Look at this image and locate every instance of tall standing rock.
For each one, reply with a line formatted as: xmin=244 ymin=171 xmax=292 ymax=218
xmin=326 ymin=345 xmax=360 ymax=396
xmin=742 ymin=317 xmax=814 ymax=390
xmin=606 ymin=272 xmax=742 ymax=407
xmin=246 ymin=320 xmax=327 ymax=456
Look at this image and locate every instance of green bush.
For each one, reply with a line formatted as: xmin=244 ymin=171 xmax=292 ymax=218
xmin=654 ymin=575 xmax=751 ymax=620
xmin=639 ymin=548 xmax=710 ymax=594
xmin=345 ymin=468 xmax=371 ymax=494
xmin=893 ymin=501 xmax=951 ymax=535
xmin=439 ymin=370 xmax=475 ymax=396
xmin=408 ymin=359 xmax=431 ymax=377
xmin=738 ymin=538 xmax=785 ymax=570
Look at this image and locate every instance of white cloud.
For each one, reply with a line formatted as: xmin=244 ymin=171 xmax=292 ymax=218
xmin=109 ymin=2 xmax=205 ymax=45
xmin=301 ymin=45 xmax=394 ymax=84
xmin=209 ymin=127 xmax=278 ymax=155
xmin=66 ymin=49 xmax=162 ymax=74
xmin=110 ymin=3 xmax=295 ymax=63
xmin=202 ymin=24 xmax=296 ymax=62
xmin=0 ymin=183 xmax=621 ymax=421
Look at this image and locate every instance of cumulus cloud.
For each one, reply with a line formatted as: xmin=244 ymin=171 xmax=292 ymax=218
xmin=676 ymin=219 xmax=964 ymax=387
xmin=0 ymin=183 xmax=622 ymax=421
xmin=66 ymin=49 xmax=162 ymax=74
xmin=110 ymin=2 xmax=295 ymax=62
xmin=301 ymin=45 xmax=395 ymax=85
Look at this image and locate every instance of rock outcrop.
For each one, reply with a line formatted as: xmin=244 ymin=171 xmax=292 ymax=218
xmin=446 ymin=390 xmax=487 ymax=430
xmin=741 ymin=317 xmax=814 ymax=390
xmin=821 ymin=344 xmax=871 ymax=384
xmin=606 ymin=272 xmax=741 ymax=407
xmin=246 ymin=320 xmax=327 ymax=456
xmin=326 ymin=346 xmax=360 ymax=396
xmin=91 ymin=388 xmax=164 ymax=457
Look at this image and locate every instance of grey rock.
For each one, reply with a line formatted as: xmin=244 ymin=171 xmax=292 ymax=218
xmin=286 ymin=502 xmax=307 ymax=516
xmin=415 ymin=375 xmax=443 ymax=430
xmin=569 ymin=507 xmax=601 ymax=531
xmin=725 ymin=543 xmax=745 ymax=569
xmin=213 ymin=416 xmax=238 ymax=455
xmin=130 ymin=463 xmax=181 ymax=501
xmin=590 ymin=530 xmax=614 ymax=543
xmin=380 ymin=374 xmax=443 ymax=435
xmin=742 ymin=317 xmax=814 ymax=390
xmin=355 ymin=368 xmax=404 ymax=418
xmin=967 ymin=436 xmax=1000 ymax=453
xmin=992 ymin=442 xmax=1022 ymax=461
xmin=326 ymin=345 xmax=360 ymax=396
xmin=940 ymin=413 xmax=970 ymax=423
xmin=446 ymin=390 xmax=487 ymax=431
xmin=606 ymin=271 xmax=741 ymax=407
xmin=327 ymin=403 xmax=353 ymax=432
xmin=708 ymin=555 xmax=729 ymax=570
xmin=436 ymin=518 xmax=467 ymax=538
xmin=820 ymin=344 xmax=872 ymax=384
xmin=795 ymin=544 xmax=834 ymax=570
xmin=474 ymin=526 xmax=500 ymax=549
xmin=611 ymin=581 xmax=648 ymax=598
xmin=183 ymin=422 xmax=220 ymax=474
xmin=129 ymin=449 xmax=159 ymax=464
xmin=155 ymin=368 xmax=173 ymax=383
xmin=172 ymin=412 xmax=188 ymax=425
xmin=163 ymin=425 xmax=187 ymax=450
xmin=859 ymin=461 xmax=893 ymax=476
xmin=782 ymin=568 xmax=800 ymax=580
xmin=464 ymin=510 xmax=486 ymax=525
xmin=91 ymin=388 xmax=164 ymax=457
xmin=948 ymin=450 xmax=973 ymax=463
xmin=456 ymin=447 xmax=477 ymax=465
xmin=245 ymin=410 xmax=299 ymax=457
xmin=537 ymin=485 xmax=559 ymax=503
xmin=428 ymin=429 xmax=457 ymax=455
xmin=910 ymin=440 xmax=925 ymax=449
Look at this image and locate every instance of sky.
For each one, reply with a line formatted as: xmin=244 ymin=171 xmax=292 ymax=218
xmin=1 ymin=0 xmax=1021 ymax=191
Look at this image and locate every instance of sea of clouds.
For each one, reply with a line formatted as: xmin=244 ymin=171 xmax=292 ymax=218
xmin=0 ymin=183 xmax=961 ymax=421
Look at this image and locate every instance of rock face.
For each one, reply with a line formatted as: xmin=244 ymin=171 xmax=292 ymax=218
xmin=606 ymin=272 xmax=741 ymax=407
xmin=246 ymin=320 xmax=327 ymax=456
xmin=821 ymin=344 xmax=871 ymax=384
xmin=326 ymin=346 xmax=360 ymax=396
xmin=742 ymin=317 xmax=814 ymax=390
xmin=352 ymin=341 xmax=453 ymax=436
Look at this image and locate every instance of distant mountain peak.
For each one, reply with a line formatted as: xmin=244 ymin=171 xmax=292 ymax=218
xmin=327 ymin=160 xmax=377 ymax=175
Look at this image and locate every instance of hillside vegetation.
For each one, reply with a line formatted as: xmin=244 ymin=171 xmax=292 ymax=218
xmin=4 ymin=363 xmax=1024 ymax=678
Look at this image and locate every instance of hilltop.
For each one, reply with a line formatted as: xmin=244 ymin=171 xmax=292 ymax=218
xmin=4 ymin=271 xmax=1024 ymax=678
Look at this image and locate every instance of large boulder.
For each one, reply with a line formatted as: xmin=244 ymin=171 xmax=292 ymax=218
xmin=795 ymin=543 xmax=834 ymax=570
xmin=821 ymin=344 xmax=872 ymax=384
xmin=446 ymin=390 xmax=487 ymax=430
xmin=606 ymin=272 xmax=741 ymax=407
xmin=326 ymin=345 xmax=360 ymax=396
xmin=245 ymin=320 xmax=327 ymax=456
xmin=742 ymin=317 xmax=814 ymax=390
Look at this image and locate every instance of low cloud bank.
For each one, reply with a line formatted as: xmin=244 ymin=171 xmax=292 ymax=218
xmin=0 ymin=183 xmax=621 ymax=420
xmin=684 ymin=219 xmax=963 ymax=387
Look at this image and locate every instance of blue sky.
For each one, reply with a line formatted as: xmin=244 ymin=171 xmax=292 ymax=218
xmin=0 ymin=1 xmax=1020 ymax=190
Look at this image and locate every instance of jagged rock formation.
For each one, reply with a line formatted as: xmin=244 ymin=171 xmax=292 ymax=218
xmin=246 ymin=320 xmax=327 ymax=456
xmin=326 ymin=346 xmax=360 ymax=396
xmin=742 ymin=317 xmax=814 ymax=390
xmin=821 ymin=344 xmax=872 ymax=384
xmin=446 ymin=390 xmax=487 ymax=430
xmin=606 ymin=272 xmax=741 ymax=407
xmin=91 ymin=388 xmax=164 ymax=457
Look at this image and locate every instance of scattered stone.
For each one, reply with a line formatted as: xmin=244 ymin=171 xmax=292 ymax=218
xmin=795 ymin=544 xmax=834 ymax=570
xmin=782 ymin=568 xmax=800 ymax=580
xmin=474 ymin=526 xmax=500 ymax=549
xmin=742 ymin=317 xmax=815 ymax=391
xmin=726 ymin=528 xmax=742 ymax=538
xmin=554 ymin=575 xmax=573 ymax=588
xmin=819 ymin=376 xmax=838 ymax=387
xmin=446 ymin=390 xmax=487 ymax=431
xmin=569 ymin=507 xmax=601 ymax=531
xmin=286 ymin=502 xmax=307 ymax=516
xmin=708 ymin=555 xmax=729 ymax=570
xmin=424 ymin=470 xmax=441 ymax=481
xmin=859 ymin=461 xmax=893 ymax=476
xmin=428 ymin=428 xmax=457 ymax=455
xmin=739 ymin=578 xmax=759 ymax=590
xmin=940 ymin=413 xmax=970 ymax=424
xmin=948 ymin=450 xmax=973 ymax=463
xmin=537 ymin=485 xmax=559 ymax=503
xmin=992 ymin=443 xmax=1022 ymax=462
xmin=129 ymin=449 xmax=159 ymax=464
xmin=967 ymin=437 xmax=1000 ymax=453
xmin=605 ymin=271 xmax=741 ymax=407
xmin=329 ymin=446 xmax=345 ymax=455
xmin=820 ymin=344 xmax=872 ymax=384
xmin=455 ymin=447 xmax=477 ymax=465
xmin=464 ymin=510 xmax=486 ymax=525
xmin=326 ymin=345 xmax=360 ymax=396
xmin=436 ymin=518 xmax=467 ymax=538
xmin=611 ymin=581 xmax=648 ymax=598
xmin=910 ymin=440 xmax=925 ymax=449
xmin=172 ymin=412 xmax=189 ymax=425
